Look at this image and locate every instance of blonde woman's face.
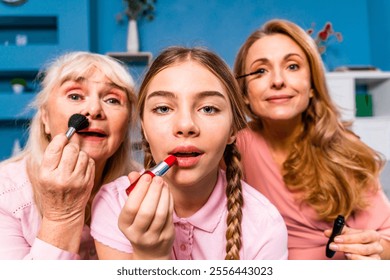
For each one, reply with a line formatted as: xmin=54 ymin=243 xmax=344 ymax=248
xmin=41 ymin=69 xmax=130 ymax=165
xmin=142 ymin=61 xmax=235 ymax=190
xmin=244 ymin=34 xmax=313 ymax=123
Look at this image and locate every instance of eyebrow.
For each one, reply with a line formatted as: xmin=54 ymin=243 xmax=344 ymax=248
xmin=146 ymin=90 xmax=227 ymax=100
xmin=61 ymin=78 xmax=122 ymax=91
xmin=250 ymin=53 xmax=304 ymax=67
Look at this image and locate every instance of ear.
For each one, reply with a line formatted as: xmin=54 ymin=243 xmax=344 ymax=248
xmin=309 ymin=88 xmax=314 ymax=98
xmin=243 ymin=94 xmax=250 ymax=105
xmin=41 ymin=108 xmax=51 ymax=135
xmin=227 ymin=129 xmax=236 ymax=145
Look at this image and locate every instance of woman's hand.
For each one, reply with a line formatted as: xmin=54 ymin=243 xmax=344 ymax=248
xmin=325 ymin=226 xmax=383 ymax=260
xmin=118 ymin=171 xmax=175 ymax=260
xmin=36 ymin=134 xmax=95 ymax=253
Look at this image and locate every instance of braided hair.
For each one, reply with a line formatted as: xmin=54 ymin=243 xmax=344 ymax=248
xmin=137 ymin=46 xmax=247 ymax=259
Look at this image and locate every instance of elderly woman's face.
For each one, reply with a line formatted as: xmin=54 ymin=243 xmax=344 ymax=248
xmin=41 ymin=69 xmax=130 ymax=165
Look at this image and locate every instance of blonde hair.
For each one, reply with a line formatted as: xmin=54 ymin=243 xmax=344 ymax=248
xmin=138 ymin=46 xmax=247 ymax=259
xmin=234 ymin=19 xmax=384 ymax=222
xmin=4 ymin=51 xmax=139 ymax=224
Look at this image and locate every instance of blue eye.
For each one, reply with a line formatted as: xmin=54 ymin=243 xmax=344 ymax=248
xmin=154 ymin=106 xmax=171 ymax=114
xmin=106 ymin=98 xmax=121 ymax=105
xmin=201 ymin=106 xmax=218 ymax=114
xmin=68 ymin=93 xmax=82 ymax=101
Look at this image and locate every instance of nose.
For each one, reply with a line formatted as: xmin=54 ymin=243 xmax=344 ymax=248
xmin=173 ymin=109 xmax=199 ymax=138
xmin=82 ymin=96 xmax=106 ymax=120
xmin=271 ymin=69 xmax=285 ymax=89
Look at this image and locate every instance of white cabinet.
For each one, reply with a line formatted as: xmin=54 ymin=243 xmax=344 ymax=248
xmin=326 ymin=71 xmax=390 ymax=159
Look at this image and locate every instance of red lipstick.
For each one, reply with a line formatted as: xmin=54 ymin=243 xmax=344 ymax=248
xmin=126 ymin=155 xmax=177 ymax=195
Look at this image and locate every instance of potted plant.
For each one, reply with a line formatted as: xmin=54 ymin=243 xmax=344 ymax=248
xmin=116 ymin=0 xmax=157 ymax=53
xmin=10 ymin=78 xmax=27 ymax=94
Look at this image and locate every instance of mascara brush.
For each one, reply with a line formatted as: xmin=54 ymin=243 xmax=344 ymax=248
xmin=65 ymin=114 xmax=89 ymax=139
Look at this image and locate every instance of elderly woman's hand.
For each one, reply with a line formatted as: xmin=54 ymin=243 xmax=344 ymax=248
xmin=35 ymin=134 xmax=95 ymax=253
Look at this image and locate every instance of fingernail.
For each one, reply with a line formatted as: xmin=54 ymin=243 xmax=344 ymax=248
xmin=143 ymin=174 xmax=152 ymax=182
xmin=329 ymin=244 xmax=338 ymax=251
xmin=154 ymin=176 xmax=163 ymax=184
xmin=334 ymin=236 xmax=343 ymax=242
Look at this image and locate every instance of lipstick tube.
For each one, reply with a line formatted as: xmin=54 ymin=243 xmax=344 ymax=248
xmin=126 ymin=155 xmax=177 ymax=195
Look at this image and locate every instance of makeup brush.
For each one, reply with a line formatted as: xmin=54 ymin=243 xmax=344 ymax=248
xmin=65 ymin=114 xmax=89 ymax=139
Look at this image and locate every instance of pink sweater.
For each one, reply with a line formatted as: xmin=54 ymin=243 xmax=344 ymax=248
xmin=237 ymin=128 xmax=390 ymax=259
xmin=0 ymin=158 xmax=97 ymax=260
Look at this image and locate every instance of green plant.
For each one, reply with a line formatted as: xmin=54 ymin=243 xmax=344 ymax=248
xmin=10 ymin=78 xmax=27 ymax=87
xmin=116 ymin=0 xmax=157 ymax=22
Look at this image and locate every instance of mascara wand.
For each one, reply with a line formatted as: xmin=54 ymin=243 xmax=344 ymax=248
xmin=65 ymin=114 xmax=89 ymax=139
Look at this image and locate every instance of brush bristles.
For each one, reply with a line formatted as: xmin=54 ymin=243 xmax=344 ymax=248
xmin=68 ymin=114 xmax=89 ymax=131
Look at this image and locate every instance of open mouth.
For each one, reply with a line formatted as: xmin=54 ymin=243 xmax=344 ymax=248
xmin=171 ymin=151 xmax=203 ymax=167
xmin=173 ymin=152 xmax=201 ymax=157
xmin=77 ymin=131 xmax=106 ymax=138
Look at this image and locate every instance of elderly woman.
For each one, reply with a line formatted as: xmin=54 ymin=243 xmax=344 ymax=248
xmin=0 ymin=52 xmax=139 ymax=259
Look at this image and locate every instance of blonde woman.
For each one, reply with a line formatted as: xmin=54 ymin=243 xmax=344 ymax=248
xmin=234 ymin=19 xmax=390 ymax=260
xmin=0 ymin=52 xmax=139 ymax=259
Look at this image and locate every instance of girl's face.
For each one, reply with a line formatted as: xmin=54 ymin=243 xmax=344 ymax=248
xmin=42 ymin=69 xmax=130 ymax=166
xmin=142 ymin=61 xmax=235 ymax=189
xmin=244 ymin=33 xmax=313 ymax=123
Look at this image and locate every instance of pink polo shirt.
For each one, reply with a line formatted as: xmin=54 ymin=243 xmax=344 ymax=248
xmin=237 ymin=127 xmax=390 ymax=259
xmin=91 ymin=169 xmax=288 ymax=259
xmin=0 ymin=157 xmax=97 ymax=260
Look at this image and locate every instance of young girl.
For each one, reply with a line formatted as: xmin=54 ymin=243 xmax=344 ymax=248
xmin=91 ymin=46 xmax=287 ymax=260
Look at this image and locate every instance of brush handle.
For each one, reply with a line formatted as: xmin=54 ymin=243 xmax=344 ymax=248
xmin=65 ymin=127 xmax=76 ymax=139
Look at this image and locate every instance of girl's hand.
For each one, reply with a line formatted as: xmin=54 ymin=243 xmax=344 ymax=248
xmin=325 ymin=226 xmax=383 ymax=260
xmin=118 ymin=172 xmax=175 ymax=260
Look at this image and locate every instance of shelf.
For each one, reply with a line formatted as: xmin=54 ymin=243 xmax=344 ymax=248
xmin=106 ymin=52 xmax=152 ymax=65
xmin=0 ymin=93 xmax=35 ymax=120
xmin=326 ymin=71 xmax=390 ymax=121
xmin=0 ymin=16 xmax=57 ymax=46
xmin=326 ymin=71 xmax=390 ymax=160
xmin=327 ymin=71 xmax=390 ymax=86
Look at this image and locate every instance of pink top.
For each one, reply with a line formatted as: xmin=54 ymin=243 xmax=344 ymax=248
xmin=91 ymin=169 xmax=288 ymax=259
xmin=236 ymin=128 xmax=390 ymax=260
xmin=0 ymin=158 xmax=97 ymax=260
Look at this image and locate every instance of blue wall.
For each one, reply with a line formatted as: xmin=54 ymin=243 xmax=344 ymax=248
xmin=1 ymin=0 xmax=389 ymax=160
xmin=368 ymin=0 xmax=390 ymax=71
xmin=94 ymin=0 xmax=382 ymax=71
xmin=0 ymin=0 xmax=90 ymax=70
